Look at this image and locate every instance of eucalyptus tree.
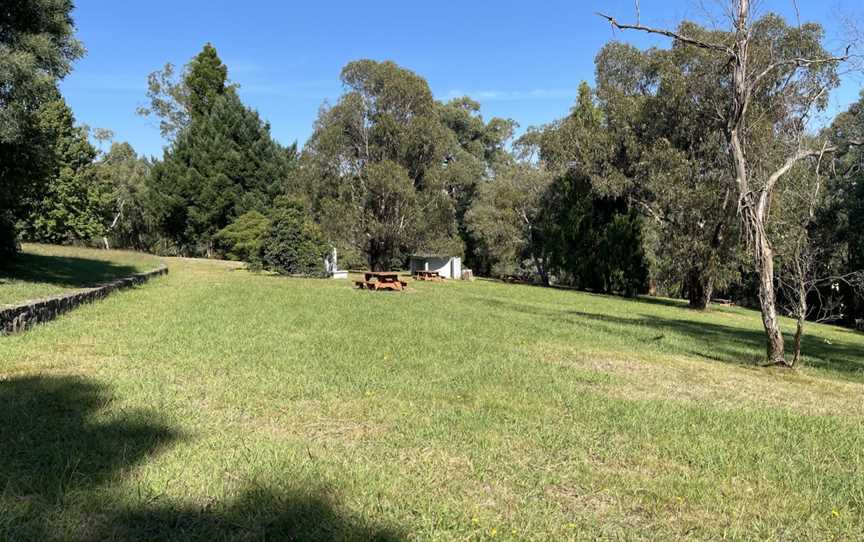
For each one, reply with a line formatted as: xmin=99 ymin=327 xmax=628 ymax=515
xmin=436 ymin=97 xmax=516 ymax=273
xmin=591 ymin=39 xmax=743 ymax=308
xmin=599 ymin=1 xmax=860 ymax=364
xmin=465 ymin=160 xmax=555 ymax=283
xmin=303 ymin=60 xmax=464 ymax=269
xmin=93 ymin=141 xmax=154 ymax=250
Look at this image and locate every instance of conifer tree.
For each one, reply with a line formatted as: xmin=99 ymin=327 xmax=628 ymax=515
xmin=148 ymin=45 xmax=296 ymax=255
xmin=185 ymin=43 xmax=229 ymax=121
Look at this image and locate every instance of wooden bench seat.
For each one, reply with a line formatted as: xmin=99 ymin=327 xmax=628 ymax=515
xmin=355 ymin=280 xmax=408 ymax=291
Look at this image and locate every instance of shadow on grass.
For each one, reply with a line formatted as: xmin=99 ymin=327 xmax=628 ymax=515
xmin=569 ymin=311 xmax=864 ymax=377
xmin=472 ymin=294 xmax=864 ymax=380
xmin=0 ymin=375 xmax=406 ymax=541
xmin=0 ymin=252 xmax=140 ymax=290
xmin=109 ymin=487 xmax=407 ymax=542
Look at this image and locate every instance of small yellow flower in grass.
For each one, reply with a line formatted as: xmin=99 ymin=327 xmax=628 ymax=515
xmin=567 ymin=523 xmax=577 ymax=529
xmin=490 ymin=527 xmax=497 ymax=537
xmin=676 ymin=496 xmax=684 ymax=504
xmin=831 ymin=508 xmax=840 ymax=518
xmin=471 ymin=516 xmax=479 ymax=525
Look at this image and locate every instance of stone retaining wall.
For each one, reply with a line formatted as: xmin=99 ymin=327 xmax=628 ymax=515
xmin=1 ymin=265 xmax=168 ymax=335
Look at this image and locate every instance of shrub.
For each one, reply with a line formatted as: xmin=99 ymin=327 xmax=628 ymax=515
xmin=214 ymin=211 xmax=270 ymax=265
xmin=0 ymin=212 xmax=20 ymax=261
xmin=261 ymin=198 xmax=329 ymax=276
xmin=599 ymin=211 xmax=650 ymax=297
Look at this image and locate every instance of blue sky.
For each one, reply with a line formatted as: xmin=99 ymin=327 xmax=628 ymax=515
xmin=61 ymin=0 xmax=864 ymax=158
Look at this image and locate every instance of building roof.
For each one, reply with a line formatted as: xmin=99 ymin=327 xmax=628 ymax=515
xmin=409 ymin=254 xmax=459 ymax=259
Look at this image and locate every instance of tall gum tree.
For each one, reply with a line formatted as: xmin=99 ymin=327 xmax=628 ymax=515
xmin=598 ymin=1 xmax=862 ymax=364
xmin=303 ymin=60 xmax=470 ymax=269
xmin=589 ymin=44 xmax=741 ymax=308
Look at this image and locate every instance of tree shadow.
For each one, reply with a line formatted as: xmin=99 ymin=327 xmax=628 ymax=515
xmin=0 ymin=375 xmax=177 ymax=497
xmin=631 ymin=295 xmax=691 ymax=310
xmin=0 ymin=375 xmax=179 ymax=538
xmin=0 ymin=375 xmax=406 ymax=541
xmin=0 ymin=252 xmax=140 ymax=290
xmin=562 ymin=310 xmax=864 ymax=378
xmin=470 ymin=294 xmax=864 ymax=380
xmin=103 ymin=486 xmax=407 ymax=542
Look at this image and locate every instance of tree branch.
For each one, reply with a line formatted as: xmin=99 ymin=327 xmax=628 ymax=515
xmin=750 ymin=46 xmax=853 ymax=88
xmin=596 ymin=12 xmax=735 ymax=55
xmin=757 ymin=139 xmax=864 ymax=219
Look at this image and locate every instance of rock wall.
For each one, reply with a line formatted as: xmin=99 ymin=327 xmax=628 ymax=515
xmin=1 ymin=265 xmax=168 ymax=335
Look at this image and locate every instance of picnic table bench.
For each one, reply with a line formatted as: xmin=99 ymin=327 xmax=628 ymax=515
xmin=413 ymin=270 xmax=444 ymax=282
xmin=355 ymin=271 xmax=409 ymax=291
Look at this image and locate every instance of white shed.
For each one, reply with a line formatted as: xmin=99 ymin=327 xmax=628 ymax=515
xmin=409 ymin=254 xmax=462 ymax=279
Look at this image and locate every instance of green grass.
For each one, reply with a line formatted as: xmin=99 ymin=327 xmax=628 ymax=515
xmin=1 ymin=251 xmax=864 ymax=540
xmin=0 ymin=243 xmax=162 ymax=306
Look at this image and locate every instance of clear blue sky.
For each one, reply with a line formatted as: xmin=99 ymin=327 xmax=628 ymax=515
xmin=61 ymin=0 xmax=863 ymax=158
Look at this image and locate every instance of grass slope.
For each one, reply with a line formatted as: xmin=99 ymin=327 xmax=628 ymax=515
xmin=1 ymin=253 xmax=863 ymax=540
xmin=0 ymin=243 xmax=162 ymax=306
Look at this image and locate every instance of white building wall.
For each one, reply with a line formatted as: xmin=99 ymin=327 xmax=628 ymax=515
xmin=410 ymin=256 xmax=462 ymax=279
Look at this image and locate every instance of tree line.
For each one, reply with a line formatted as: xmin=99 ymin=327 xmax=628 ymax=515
xmin=2 ymin=0 xmax=863 ymax=364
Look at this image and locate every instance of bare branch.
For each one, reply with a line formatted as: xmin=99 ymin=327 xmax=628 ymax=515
xmin=751 ymin=46 xmax=853 ymax=89
xmin=595 ymin=12 xmax=735 ymax=55
xmin=757 ymin=138 xmax=864 ymax=219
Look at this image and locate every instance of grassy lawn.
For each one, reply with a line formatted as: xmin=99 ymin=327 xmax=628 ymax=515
xmin=0 ymin=243 xmax=162 ymax=307
xmin=1 ymin=252 xmax=863 ymax=540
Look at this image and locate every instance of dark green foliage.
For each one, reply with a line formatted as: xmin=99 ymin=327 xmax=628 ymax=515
xmin=147 ymin=46 xmax=295 ymax=255
xmin=261 ymin=198 xmax=328 ymax=276
xmin=0 ymin=0 xmax=83 ymax=142
xmin=0 ymin=0 xmax=83 ymax=255
xmin=185 ymin=43 xmax=229 ymax=121
xmin=436 ymin=97 xmax=515 ymax=274
xmin=848 ymin=178 xmax=864 ymax=323
xmin=541 ymin=172 xmax=649 ymax=296
xmin=0 ymin=122 xmax=53 ymax=258
xmin=22 ymin=98 xmax=105 ymax=243
xmin=465 ymin=161 xmax=553 ymax=282
xmin=824 ymin=92 xmax=864 ymax=325
xmin=0 ymin=212 xmax=19 ymax=260
xmin=593 ymin=38 xmax=743 ymax=306
xmin=464 ymin=82 xmax=651 ymax=294
xmin=214 ymin=211 xmax=270 ymax=264
xmin=598 ymin=212 xmax=650 ymax=297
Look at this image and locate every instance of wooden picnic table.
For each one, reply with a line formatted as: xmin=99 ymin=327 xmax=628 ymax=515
xmin=413 ymin=270 xmax=444 ymax=282
xmin=356 ymin=271 xmax=408 ymax=291
xmin=365 ymin=271 xmax=400 ymax=282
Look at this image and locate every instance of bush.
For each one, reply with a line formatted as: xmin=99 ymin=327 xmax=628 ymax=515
xmin=0 ymin=212 xmax=20 ymax=262
xmin=261 ymin=198 xmax=329 ymax=276
xmin=214 ymin=211 xmax=270 ymax=265
xmin=599 ymin=211 xmax=650 ymax=297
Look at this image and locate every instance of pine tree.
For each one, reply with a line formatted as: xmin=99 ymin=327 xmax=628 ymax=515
xmin=148 ymin=50 xmax=295 ymax=255
xmin=185 ymin=43 xmax=229 ymax=121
